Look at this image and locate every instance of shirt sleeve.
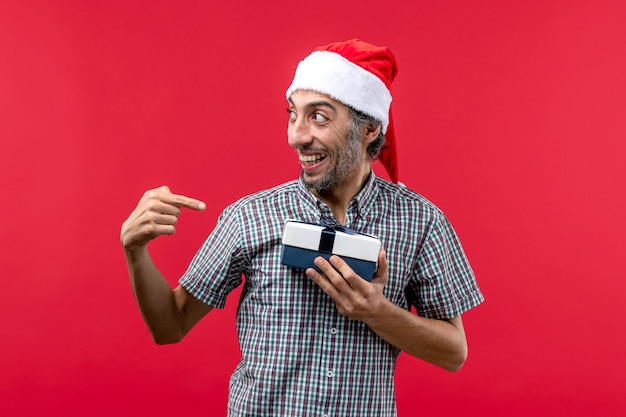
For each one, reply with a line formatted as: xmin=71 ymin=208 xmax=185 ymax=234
xmin=407 ymin=213 xmax=484 ymax=319
xmin=178 ymin=205 xmax=248 ymax=309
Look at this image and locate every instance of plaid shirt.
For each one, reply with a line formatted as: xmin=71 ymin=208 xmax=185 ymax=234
xmin=180 ymin=173 xmax=483 ymax=417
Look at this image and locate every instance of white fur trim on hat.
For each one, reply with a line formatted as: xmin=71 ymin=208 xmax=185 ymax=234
xmin=286 ymin=51 xmax=392 ymax=133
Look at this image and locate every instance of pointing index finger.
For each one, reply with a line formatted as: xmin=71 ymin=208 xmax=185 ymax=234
xmin=165 ymin=193 xmax=206 ymax=211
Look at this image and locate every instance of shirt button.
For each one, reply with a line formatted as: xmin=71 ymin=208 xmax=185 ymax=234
xmin=330 ymin=327 xmax=338 ymax=335
xmin=326 ymin=370 xmax=334 ymax=378
xmin=322 ymin=414 xmax=329 ymax=417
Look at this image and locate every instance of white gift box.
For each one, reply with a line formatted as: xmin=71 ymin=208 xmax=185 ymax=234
xmin=280 ymin=220 xmax=381 ymax=281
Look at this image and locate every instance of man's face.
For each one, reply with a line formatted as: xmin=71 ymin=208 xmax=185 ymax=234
xmin=287 ymin=90 xmax=365 ymax=193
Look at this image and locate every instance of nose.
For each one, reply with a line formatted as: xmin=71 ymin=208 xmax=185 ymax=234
xmin=287 ymin=116 xmax=313 ymax=149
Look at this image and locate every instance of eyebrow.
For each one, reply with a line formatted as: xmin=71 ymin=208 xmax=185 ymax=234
xmin=288 ymin=97 xmax=338 ymax=113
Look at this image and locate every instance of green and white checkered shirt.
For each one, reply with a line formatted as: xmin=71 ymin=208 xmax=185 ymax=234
xmin=180 ymin=172 xmax=484 ymax=417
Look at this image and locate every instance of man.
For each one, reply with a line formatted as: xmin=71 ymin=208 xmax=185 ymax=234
xmin=121 ymin=39 xmax=484 ymax=416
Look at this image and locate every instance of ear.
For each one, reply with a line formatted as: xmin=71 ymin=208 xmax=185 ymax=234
xmin=363 ymin=122 xmax=382 ymax=146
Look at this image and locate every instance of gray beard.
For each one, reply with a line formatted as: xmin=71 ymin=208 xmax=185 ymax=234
xmin=302 ymin=133 xmax=362 ymax=193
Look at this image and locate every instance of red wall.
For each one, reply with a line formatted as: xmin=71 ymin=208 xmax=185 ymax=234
xmin=1 ymin=1 xmax=625 ymax=415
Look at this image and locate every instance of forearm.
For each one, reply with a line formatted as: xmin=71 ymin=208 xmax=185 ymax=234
xmin=120 ymin=186 xmax=211 ymax=343
xmin=307 ymin=252 xmax=469 ymax=371
xmin=124 ymin=246 xmax=184 ymax=344
xmin=363 ymin=300 xmax=468 ymax=372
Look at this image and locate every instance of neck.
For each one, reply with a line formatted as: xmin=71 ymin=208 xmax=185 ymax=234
xmin=311 ymin=165 xmax=371 ymax=226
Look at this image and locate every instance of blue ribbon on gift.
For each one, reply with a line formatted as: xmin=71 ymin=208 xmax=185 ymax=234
xmin=317 ymin=222 xmax=356 ymax=253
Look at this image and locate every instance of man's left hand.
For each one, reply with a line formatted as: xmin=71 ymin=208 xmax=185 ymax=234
xmin=306 ymin=249 xmax=389 ymax=322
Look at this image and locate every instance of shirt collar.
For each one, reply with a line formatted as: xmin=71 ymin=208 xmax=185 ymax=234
xmin=296 ymin=171 xmax=380 ymax=226
xmin=353 ymin=170 xmax=379 ymax=220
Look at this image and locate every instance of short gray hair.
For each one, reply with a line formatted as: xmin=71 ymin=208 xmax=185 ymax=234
xmin=347 ymin=106 xmax=386 ymax=160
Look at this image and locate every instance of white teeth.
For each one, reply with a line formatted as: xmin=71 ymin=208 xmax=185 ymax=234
xmin=300 ymin=154 xmax=326 ymax=162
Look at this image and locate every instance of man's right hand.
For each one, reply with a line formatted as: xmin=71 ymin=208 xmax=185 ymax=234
xmin=120 ymin=185 xmax=206 ymax=249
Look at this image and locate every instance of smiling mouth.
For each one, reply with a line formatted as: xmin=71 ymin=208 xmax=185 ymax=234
xmin=299 ymin=153 xmax=327 ymax=166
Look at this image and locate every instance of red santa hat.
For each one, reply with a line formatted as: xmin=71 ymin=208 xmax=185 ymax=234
xmin=286 ymin=39 xmax=400 ymax=183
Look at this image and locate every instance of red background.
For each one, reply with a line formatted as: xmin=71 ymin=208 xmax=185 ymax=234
xmin=1 ymin=1 xmax=625 ymax=416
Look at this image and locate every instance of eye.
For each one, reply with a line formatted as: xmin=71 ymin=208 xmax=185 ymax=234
xmin=286 ymin=108 xmax=297 ymax=121
xmin=313 ymin=112 xmax=328 ymax=122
